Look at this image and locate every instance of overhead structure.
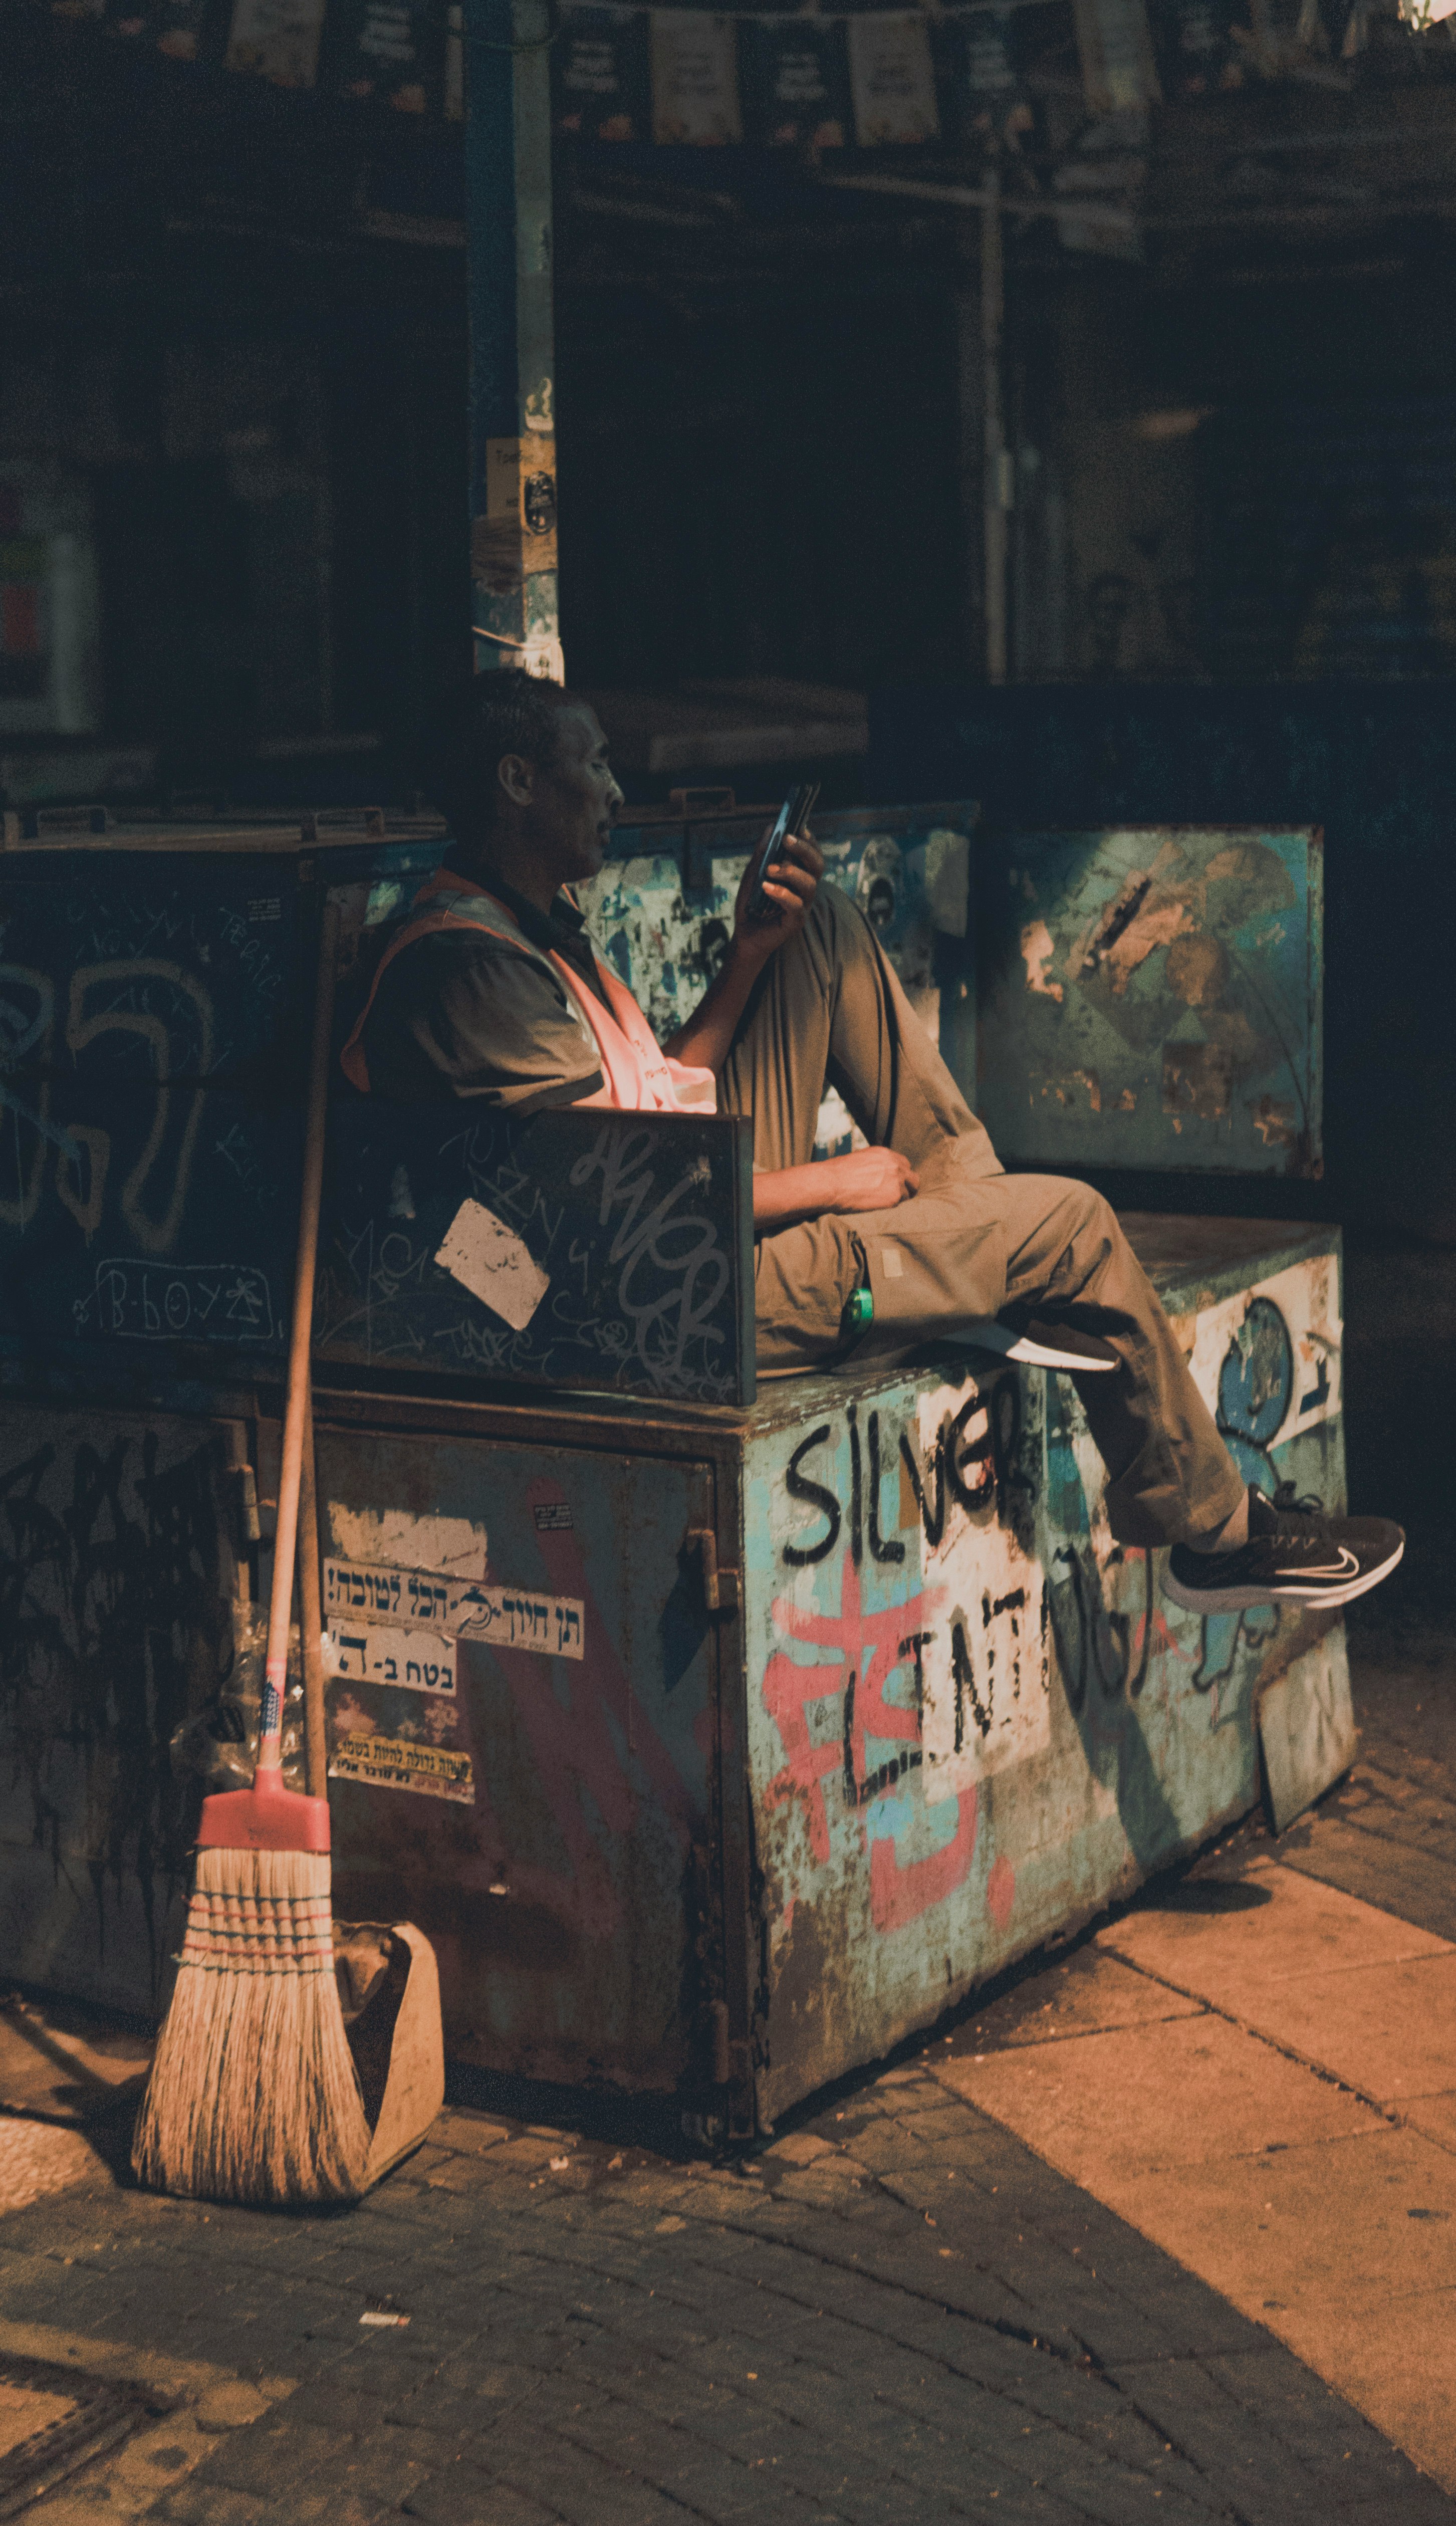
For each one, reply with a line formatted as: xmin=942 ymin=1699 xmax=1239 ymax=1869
xmin=465 ymin=0 xmax=563 ymax=680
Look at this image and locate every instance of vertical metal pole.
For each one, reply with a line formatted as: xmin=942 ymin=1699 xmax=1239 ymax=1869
xmin=464 ymin=0 xmax=563 ymax=680
xmin=982 ymin=159 xmax=1008 ymax=687
xmin=953 ymin=238 xmax=984 ymax=682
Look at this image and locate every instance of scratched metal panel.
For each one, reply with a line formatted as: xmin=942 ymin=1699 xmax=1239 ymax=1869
xmin=317 ymin=1105 xmax=756 ymax=1406
xmin=316 ymin=1425 xmax=721 ymax=2097
xmin=743 ymin=1223 xmax=1345 ymax=2125
xmin=974 ymin=828 xmax=1323 ymax=1177
xmin=0 ymin=1086 xmax=298 ymax=1359
xmin=579 ymin=802 xmax=979 ymax=1090
xmin=0 ymin=1403 xmax=242 ymax=2013
xmin=0 ymin=852 xmax=313 ymax=1087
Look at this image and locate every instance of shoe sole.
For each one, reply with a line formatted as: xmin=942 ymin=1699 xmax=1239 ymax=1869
xmin=1162 ymin=1537 xmax=1404 ymax=1615
xmin=948 ymin=1322 xmax=1119 ymax=1374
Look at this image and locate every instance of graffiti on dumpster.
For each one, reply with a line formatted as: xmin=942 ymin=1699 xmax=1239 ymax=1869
xmin=762 ymin=1557 xmax=980 ymax=1934
xmin=0 ymin=1416 xmax=235 ymax=1967
xmin=762 ymin=1372 xmax=1048 ymax=1936
xmin=756 ymin=1244 xmax=1347 ymax=1980
xmin=567 ymin=1120 xmax=734 ymax=1388
xmin=70 ymin=1259 xmax=275 ymax=1343
xmin=0 ymin=897 xmax=299 ymax=1349
xmin=318 ymin=1107 xmax=746 ymax=1403
xmin=1174 ymin=1254 xmax=1341 ymax=1481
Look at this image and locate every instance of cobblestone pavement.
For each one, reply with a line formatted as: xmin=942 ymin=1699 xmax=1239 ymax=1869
xmin=2 ymin=2050 xmax=1449 ymax=2524
xmin=4 ymin=1631 xmax=1453 ymax=2525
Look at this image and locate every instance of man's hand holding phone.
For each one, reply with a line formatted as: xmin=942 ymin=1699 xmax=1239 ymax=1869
xmin=733 ymin=784 xmax=823 ymax=968
xmin=663 ymin=783 xmax=824 ymax=1075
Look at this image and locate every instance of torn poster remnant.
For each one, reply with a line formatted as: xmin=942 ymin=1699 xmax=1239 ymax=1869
xmin=325 ymin=1507 xmax=488 ymax=1580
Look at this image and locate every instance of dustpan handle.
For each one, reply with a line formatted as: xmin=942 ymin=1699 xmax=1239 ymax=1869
xmin=257 ymin=895 xmax=341 ymax=1781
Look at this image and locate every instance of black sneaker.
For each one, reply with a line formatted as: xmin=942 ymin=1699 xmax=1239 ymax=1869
xmin=1164 ymin=1483 xmax=1404 ymax=1614
xmin=950 ymin=1316 xmax=1120 ymax=1374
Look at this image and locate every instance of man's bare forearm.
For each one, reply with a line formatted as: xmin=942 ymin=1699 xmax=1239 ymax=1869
xmin=753 ymin=1149 xmax=921 ymax=1230
xmin=752 ymin=1165 xmax=834 ymax=1229
xmin=663 ymin=944 xmax=768 ymax=1076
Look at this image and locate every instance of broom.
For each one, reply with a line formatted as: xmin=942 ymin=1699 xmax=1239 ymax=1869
xmin=133 ymin=895 xmax=371 ymax=2205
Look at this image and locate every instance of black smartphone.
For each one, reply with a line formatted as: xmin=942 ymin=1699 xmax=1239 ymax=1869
xmin=745 ymin=780 xmax=820 ymax=923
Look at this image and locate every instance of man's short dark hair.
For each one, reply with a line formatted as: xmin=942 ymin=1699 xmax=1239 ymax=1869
xmin=417 ymin=670 xmax=588 ymax=843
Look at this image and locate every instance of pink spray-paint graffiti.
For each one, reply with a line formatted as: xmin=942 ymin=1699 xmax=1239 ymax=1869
xmin=763 ymin=1555 xmax=977 ymax=1932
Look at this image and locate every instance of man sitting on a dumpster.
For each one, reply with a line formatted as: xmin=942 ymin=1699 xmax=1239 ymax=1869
xmin=345 ymin=671 xmax=1402 ymax=1618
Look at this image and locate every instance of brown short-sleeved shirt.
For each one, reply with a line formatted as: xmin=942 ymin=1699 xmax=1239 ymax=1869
xmin=361 ymin=872 xmax=610 ymax=1108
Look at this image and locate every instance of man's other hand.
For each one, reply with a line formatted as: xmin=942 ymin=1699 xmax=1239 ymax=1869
xmin=752 ymin=1147 xmax=918 ymax=1229
xmin=734 ymin=828 xmax=823 ymax=957
xmin=815 ymin=1148 xmax=918 ymax=1213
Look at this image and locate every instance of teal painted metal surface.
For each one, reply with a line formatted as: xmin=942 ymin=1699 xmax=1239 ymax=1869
xmin=973 ymin=826 xmax=1324 ymax=1179
xmin=741 ymin=1219 xmax=1345 ymax=2124
xmin=583 ymin=801 xmax=979 ymax=1119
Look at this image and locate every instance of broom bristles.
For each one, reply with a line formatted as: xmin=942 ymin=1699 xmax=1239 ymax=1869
xmin=133 ymin=1847 xmax=372 ymax=2206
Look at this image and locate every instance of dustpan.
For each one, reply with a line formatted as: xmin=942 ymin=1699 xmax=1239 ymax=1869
xmin=334 ymin=1920 xmax=445 ymax=2188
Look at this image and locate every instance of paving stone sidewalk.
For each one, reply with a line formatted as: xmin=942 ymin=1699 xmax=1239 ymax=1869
xmin=7 ymin=1635 xmax=1454 ymax=2525
xmin=3 ymin=2039 xmax=1449 ymax=2526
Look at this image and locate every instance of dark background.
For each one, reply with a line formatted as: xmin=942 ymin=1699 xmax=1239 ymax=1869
xmin=13 ymin=6 xmax=1456 ymax=785
xmin=4 ymin=0 xmax=1453 ymax=1612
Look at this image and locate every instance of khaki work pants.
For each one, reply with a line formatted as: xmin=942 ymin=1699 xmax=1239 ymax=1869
xmin=717 ymin=882 xmax=1246 ymax=1551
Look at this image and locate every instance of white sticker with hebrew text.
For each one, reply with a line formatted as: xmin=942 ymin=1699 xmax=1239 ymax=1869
xmin=322 ymin=1558 xmax=584 ymax=1659
xmin=323 ymin=1626 xmax=456 ymax=1694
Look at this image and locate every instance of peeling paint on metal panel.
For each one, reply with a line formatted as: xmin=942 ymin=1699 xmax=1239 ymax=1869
xmin=924 ymin=829 xmax=970 ymax=937
xmin=1162 ymin=1041 xmax=1233 ymax=1120
xmin=977 ymin=826 xmax=1321 ymax=1178
xmin=579 ymin=818 xmax=965 ymax=1056
xmin=1250 ymin=1094 xmax=1299 ymax=1150
xmin=326 ymin=1505 xmax=488 ymax=1579
xmin=1020 ymin=920 xmax=1064 ymax=1002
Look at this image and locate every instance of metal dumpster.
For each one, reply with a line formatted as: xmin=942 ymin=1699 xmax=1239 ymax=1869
xmin=0 ymin=801 xmax=1340 ymax=2139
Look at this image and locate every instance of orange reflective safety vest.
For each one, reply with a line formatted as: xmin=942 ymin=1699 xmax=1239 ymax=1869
xmin=339 ymin=866 xmax=718 ymax=1114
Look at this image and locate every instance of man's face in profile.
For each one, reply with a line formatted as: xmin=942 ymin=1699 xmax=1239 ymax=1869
xmin=504 ymin=703 xmax=623 ymax=886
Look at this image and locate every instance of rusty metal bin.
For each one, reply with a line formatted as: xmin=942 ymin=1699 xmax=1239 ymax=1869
xmin=308 ymin=1212 xmax=1347 ymax=2140
xmin=0 ymin=808 xmax=1341 ymax=2140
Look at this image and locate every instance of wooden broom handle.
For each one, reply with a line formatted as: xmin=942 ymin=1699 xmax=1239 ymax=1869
xmin=258 ymin=895 xmax=341 ymax=1777
xmin=298 ymin=1388 xmax=329 ymax=1800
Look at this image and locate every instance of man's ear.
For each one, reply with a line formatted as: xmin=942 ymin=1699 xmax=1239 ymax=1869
xmin=497 ymin=751 xmax=534 ymax=810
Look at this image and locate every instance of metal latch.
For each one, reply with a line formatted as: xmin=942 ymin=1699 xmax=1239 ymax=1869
xmin=688 ymin=1527 xmax=740 ymax=1614
xmin=228 ymin=1463 xmax=262 ymax=1546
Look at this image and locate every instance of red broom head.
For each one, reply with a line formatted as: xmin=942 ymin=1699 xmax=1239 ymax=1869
xmin=196 ymin=1768 xmax=331 ymax=1854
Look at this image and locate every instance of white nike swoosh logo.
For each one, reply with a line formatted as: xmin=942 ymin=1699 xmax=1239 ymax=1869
xmin=1274 ymin=1547 xmax=1359 ymax=1579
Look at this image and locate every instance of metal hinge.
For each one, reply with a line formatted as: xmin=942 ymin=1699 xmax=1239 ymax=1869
xmin=687 ymin=1527 xmax=741 ymax=1614
xmin=707 ymin=2000 xmax=753 ymax=2089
